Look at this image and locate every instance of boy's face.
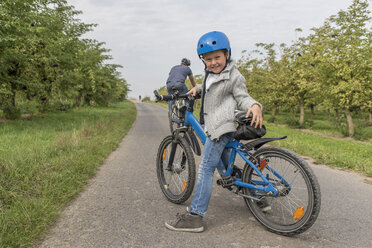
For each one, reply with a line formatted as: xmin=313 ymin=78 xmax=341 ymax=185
xmin=202 ymin=50 xmax=230 ymax=74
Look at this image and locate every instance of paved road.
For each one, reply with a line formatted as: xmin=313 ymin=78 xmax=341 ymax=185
xmin=38 ymin=101 xmax=372 ymax=248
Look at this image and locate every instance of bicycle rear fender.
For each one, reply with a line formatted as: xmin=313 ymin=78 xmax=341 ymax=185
xmin=243 ymin=136 xmax=287 ymax=150
xmin=184 ymin=129 xmax=201 ymax=156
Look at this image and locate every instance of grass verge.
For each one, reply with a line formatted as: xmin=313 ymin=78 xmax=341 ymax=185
xmin=265 ymin=124 xmax=372 ymax=177
xmin=0 ymin=100 xmax=136 ymax=247
xmin=265 ymin=109 xmax=372 ymax=141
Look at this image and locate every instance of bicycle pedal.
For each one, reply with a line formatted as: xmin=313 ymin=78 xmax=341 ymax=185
xmin=217 ymin=175 xmax=234 ymax=188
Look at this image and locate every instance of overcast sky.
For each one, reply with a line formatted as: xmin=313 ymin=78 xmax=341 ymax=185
xmin=67 ymin=0 xmax=355 ymax=99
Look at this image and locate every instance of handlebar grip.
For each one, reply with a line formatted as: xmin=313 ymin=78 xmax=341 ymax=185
xmin=177 ymin=92 xmax=202 ymax=100
xmin=153 ymin=90 xmax=168 ymax=102
xmin=161 ymin=95 xmax=176 ymax=101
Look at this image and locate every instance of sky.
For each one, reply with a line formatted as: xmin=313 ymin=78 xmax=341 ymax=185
xmin=67 ymin=0 xmax=356 ymax=99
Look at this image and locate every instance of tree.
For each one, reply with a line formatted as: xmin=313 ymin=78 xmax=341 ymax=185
xmin=0 ymin=0 xmax=129 ymax=118
xmin=238 ymin=44 xmax=291 ymax=123
xmin=284 ymin=35 xmax=322 ymax=127
xmin=0 ymin=0 xmax=38 ymax=118
xmin=310 ymin=0 xmax=371 ymax=136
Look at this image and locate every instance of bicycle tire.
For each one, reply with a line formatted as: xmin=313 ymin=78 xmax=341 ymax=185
xmin=156 ymin=135 xmax=196 ymax=204
xmin=168 ymin=104 xmax=176 ymax=133
xmin=169 ymin=102 xmax=183 ymax=133
xmin=242 ymin=146 xmax=321 ymax=236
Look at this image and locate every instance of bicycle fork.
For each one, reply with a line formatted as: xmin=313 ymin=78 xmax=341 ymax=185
xmin=166 ymin=128 xmax=184 ymax=171
xmin=166 ymin=141 xmax=178 ymax=171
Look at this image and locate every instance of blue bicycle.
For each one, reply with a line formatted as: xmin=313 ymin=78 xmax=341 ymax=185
xmin=154 ymin=90 xmax=321 ymax=236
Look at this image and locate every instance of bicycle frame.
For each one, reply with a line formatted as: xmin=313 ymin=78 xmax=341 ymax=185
xmin=170 ymin=95 xmax=284 ymax=197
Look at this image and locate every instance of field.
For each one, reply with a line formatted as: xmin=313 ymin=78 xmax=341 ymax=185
xmin=0 ymin=100 xmax=136 ymax=247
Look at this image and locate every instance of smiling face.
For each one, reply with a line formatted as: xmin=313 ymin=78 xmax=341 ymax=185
xmin=202 ymin=50 xmax=230 ymax=74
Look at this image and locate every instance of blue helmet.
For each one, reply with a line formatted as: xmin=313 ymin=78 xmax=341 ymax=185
xmin=197 ymin=31 xmax=231 ymax=57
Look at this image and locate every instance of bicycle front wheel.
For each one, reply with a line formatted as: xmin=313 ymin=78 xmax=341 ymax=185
xmin=169 ymin=103 xmax=182 ymax=133
xmin=156 ymin=135 xmax=196 ymax=204
xmin=242 ymin=146 xmax=321 ymax=236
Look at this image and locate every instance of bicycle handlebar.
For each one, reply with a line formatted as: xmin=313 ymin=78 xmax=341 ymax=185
xmin=153 ymin=90 xmax=201 ymax=102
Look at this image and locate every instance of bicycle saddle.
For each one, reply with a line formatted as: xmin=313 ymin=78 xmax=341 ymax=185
xmin=234 ymin=110 xmax=253 ymax=124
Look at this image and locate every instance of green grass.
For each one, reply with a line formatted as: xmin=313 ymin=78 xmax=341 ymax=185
xmin=0 ymin=100 xmax=136 ymax=247
xmin=265 ymin=109 xmax=372 ymax=141
xmin=265 ymin=124 xmax=372 ymax=176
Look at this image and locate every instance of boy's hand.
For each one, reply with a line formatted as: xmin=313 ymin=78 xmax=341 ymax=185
xmin=246 ymin=104 xmax=263 ymax=128
xmin=187 ymin=86 xmax=198 ymax=96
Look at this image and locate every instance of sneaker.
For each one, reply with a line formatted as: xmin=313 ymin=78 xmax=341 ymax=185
xmin=256 ymin=198 xmax=271 ymax=212
xmin=165 ymin=211 xmax=204 ymax=233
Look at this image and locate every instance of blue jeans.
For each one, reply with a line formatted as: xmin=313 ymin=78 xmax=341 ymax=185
xmin=190 ymin=133 xmax=233 ymax=216
xmin=166 ymin=82 xmax=189 ymax=111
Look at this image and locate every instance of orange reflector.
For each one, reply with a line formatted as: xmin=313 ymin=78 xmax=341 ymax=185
xmin=259 ymin=159 xmax=267 ymax=171
xmin=182 ymin=181 xmax=187 ymax=192
xmin=162 ymin=149 xmax=167 ymax=161
xmin=293 ymin=206 xmax=304 ymax=220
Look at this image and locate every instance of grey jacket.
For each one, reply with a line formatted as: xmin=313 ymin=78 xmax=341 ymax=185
xmin=199 ymin=61 xmax=262 ymax=140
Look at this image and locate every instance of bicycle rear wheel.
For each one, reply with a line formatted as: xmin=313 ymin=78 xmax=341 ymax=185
xmin=242 ymin=146 xmax=321 ymax=236
xmin=156 ymin=135 xmax=196 ymax=204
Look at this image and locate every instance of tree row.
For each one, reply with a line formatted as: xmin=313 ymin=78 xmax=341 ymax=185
xmin=0 ymin=0 xmax=129 ymax=119
xmin=237 ymin=0 xmax=371 ymax=137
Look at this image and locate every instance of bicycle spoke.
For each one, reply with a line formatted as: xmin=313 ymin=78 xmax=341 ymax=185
xmin=159 ymin=139 xmax=191 ymax=196
xmin=171 ymin=174 xmax=182 ymax=193
xmin=242 ymin=146 xmax=320 ymax=235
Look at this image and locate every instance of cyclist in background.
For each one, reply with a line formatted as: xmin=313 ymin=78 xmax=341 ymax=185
xmin=166 ymin=58 xmax=196 ymax=111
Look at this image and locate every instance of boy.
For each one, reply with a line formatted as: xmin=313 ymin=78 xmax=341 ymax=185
xmin=165 ymin=31 xmax=263 ymax=232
